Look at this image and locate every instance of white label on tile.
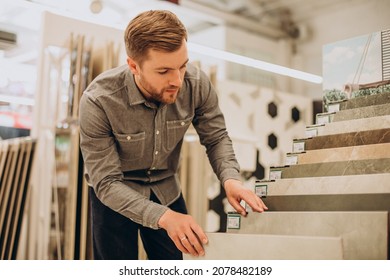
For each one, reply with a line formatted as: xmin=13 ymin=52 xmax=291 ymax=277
xmin=317 ymin=114 xmax=330 ymax=125
xmin=227 ymin=215 xmax=241 ymax=229
xmin=269 ymin=169 xmax=282 ymax=180
xmin=293 ymin=141 xmax=305 ymax=153
xmin=328 ymin=103 xmax=340 ymax=113
xmin=285 ymin=154 xmax=298 ymax=165
xmin=305 ymin=128 xmax=318 ymax=138
xmin=255 ymin=184 xmax=268 ymax=197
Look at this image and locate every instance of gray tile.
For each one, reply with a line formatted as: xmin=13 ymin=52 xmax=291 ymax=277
xmin=184 ymin=232 xmax=343 ymax=260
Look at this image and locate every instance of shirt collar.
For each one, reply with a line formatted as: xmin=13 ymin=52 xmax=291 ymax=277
xmin=126 ymin=69 xmax=147 ymax=106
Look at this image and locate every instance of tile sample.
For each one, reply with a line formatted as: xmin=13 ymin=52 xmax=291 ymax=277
xmin=316 ymin=115 xmax=390 ymax=136
xmin=304 ymin=128 xmax=390 ymax=150
xmin=227 ymin=211 xmax=388 ymax=260
xmin=332 ymin=103 xmax=390 ymax=122
xmin=184 ymin=232 xmax=343 ymax=260
xmin=294 ymin=143 xmax=390 ymax=164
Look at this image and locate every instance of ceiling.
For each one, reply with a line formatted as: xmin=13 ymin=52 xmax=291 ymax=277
xmin=1 ymin=0 xmax=369 ymax=38
xmin=0 ymin=0 xmax=374 ymax=64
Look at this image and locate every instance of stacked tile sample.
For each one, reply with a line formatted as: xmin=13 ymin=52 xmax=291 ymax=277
xmin=190 ymin=91 xmax=390 ymax=260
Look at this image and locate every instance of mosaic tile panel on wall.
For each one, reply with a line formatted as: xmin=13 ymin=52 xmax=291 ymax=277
xmin=205 ymin=80 xmax=313 ymax=232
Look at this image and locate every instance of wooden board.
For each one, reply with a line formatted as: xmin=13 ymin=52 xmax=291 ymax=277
xmin=0 ymin=140 xmax=25 ymax=259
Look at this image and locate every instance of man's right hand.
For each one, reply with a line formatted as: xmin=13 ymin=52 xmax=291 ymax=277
xmin=158 ymin=209 xmax=208 ymax=257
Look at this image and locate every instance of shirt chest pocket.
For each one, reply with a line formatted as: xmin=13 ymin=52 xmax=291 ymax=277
xmin=166 ymin=117 xmax=192 ymax=151
xmin=113 ymin=131 xmax=145 ymax=161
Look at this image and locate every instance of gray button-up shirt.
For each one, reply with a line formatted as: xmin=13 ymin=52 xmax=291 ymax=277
xmin=79 ymin=63 xmax=241 ymax=229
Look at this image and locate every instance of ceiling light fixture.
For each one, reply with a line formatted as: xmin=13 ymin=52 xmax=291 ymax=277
xmin=90 ymin=0 xmax=103 ymax=14
xmin=187 ymin=42 xmax=323 ymax=84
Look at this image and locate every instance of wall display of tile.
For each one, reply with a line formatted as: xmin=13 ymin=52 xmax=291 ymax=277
xmin=217 ymin=80 xmax=312 ymax=178
xmin=322 ymin=28 xmax=390 ymax=111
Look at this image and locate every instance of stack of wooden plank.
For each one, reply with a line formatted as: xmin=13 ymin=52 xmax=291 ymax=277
xmin=0 ymin=137 xmax=36 ymax=260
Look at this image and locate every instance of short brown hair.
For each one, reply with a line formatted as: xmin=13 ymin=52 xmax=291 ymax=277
xmin=124 ymin=10 xmax=188 ymax=65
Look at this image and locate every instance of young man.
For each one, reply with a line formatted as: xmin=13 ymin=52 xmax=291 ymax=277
xmin=79 ymin=10 xmax=267 ymax=260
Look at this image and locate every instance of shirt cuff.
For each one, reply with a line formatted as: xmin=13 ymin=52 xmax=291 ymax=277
xmin=142 ymin=202 xmax=169 ymax=229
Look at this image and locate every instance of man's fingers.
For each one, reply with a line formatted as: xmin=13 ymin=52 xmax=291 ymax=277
xmin=244 ymin=192 xmax=268 ymax=213
xmin=228 ymin=197 xmax=247 ymax=216
xmin=175 ymin=236 xmax=189 ymax=254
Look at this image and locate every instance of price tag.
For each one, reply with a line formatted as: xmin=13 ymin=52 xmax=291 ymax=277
xmin=328 ymin=103 xmax=340 ymax=113
xmin=269 ymin=169 xmax=282 ymax=180
xmin=285 ymin=154 xmax=298 ymax=165
xmin=227 ymin=214 xmax=241 ymax=229
xmin=305 ymin=127 xmax=318 ymax=138
xmin=293 ymin=141 xmax=305 ymax=152
xmin=255 ymin=184 xmax=268 ymax=197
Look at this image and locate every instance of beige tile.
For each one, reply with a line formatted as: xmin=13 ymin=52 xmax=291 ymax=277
xmin=296 ymin=143 xmax=390 ymax=164
xmin=227 ymin=211 xmax=388 ymax=260
xmin=262 ymin=173 xmax=390 ymax=196
xmin=316 ymin=115 xmax=390 ymax=136
xmin=184 ymin=232 xmax=343 ymax=260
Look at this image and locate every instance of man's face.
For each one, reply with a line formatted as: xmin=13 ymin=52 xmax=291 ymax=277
xmin=128 ymin=40 xmax=188 ymax=104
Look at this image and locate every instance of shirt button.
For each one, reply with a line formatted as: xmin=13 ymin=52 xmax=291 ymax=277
xmin=181 ymin=122 xmax=185 ymax=126
xmin=126 ymin=136 xmax=131 ymax=140
xmin=155 ymin=151 xmax=159 ymax=155
xmin=147 ymin=171 xmax=151 ymax=175
xmin=156 ymin=130 xmax=160 ymax=135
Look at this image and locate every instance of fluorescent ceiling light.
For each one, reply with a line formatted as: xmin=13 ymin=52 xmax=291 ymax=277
xmin=188 ymin=42 xmax=323 ymax=84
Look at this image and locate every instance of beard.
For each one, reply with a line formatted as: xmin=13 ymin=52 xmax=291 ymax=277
xmin=137 ymin=75 xmax=180 ymax=105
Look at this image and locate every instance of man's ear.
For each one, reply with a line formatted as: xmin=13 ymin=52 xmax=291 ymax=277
xmin=127 ymin=57 xmax=139 ymax=75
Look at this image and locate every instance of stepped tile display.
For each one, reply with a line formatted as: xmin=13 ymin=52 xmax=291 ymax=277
xmin=310 ymin=115 xmax=390 ymax=137
xmin=300 ymin=128 xmax=390 ymax=151
xmin=272 ymin=158 xmax=390 ymax=179
xmin=226 ymin=212 xmax=388 ymax=259
xmin=183 ymin=232 xmax=343 ymax=260
xmin=332 ymin=103 xmax=390 ymax=122
xmin=221 ymin=31 xmax=390 ymax=261
xmin=289 ymin=143 xmax=390 ymax=165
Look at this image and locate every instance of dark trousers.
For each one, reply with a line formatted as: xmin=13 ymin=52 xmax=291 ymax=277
xmin=89 ymin=187 xmax=187 ymax=260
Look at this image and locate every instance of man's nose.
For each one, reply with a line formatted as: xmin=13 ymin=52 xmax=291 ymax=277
xmin=169 ymin=70 xmax=182 ymax=87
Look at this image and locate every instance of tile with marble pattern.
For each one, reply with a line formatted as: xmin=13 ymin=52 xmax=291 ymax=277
xmin=340 ymin=91 xmax=390 ymax=111
xmin=226 ymin=211 xmax=388 ymax=260
xmin=294 ymin=143 xmax=390 ymax=164
xmin=183 ymin=232 xmax=343 ymax=260
xmin=332 ymin=103 xmax=390 ymax=122
xmin=314 ymin=115 xmax=390 ymax=136
xmin=275 ymin=158 xmax=390 ymax=179
xmin=261 ymin=173 xmax=390 ymax=196
xmin=304 ymin=128 xmax=390 ymax=150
